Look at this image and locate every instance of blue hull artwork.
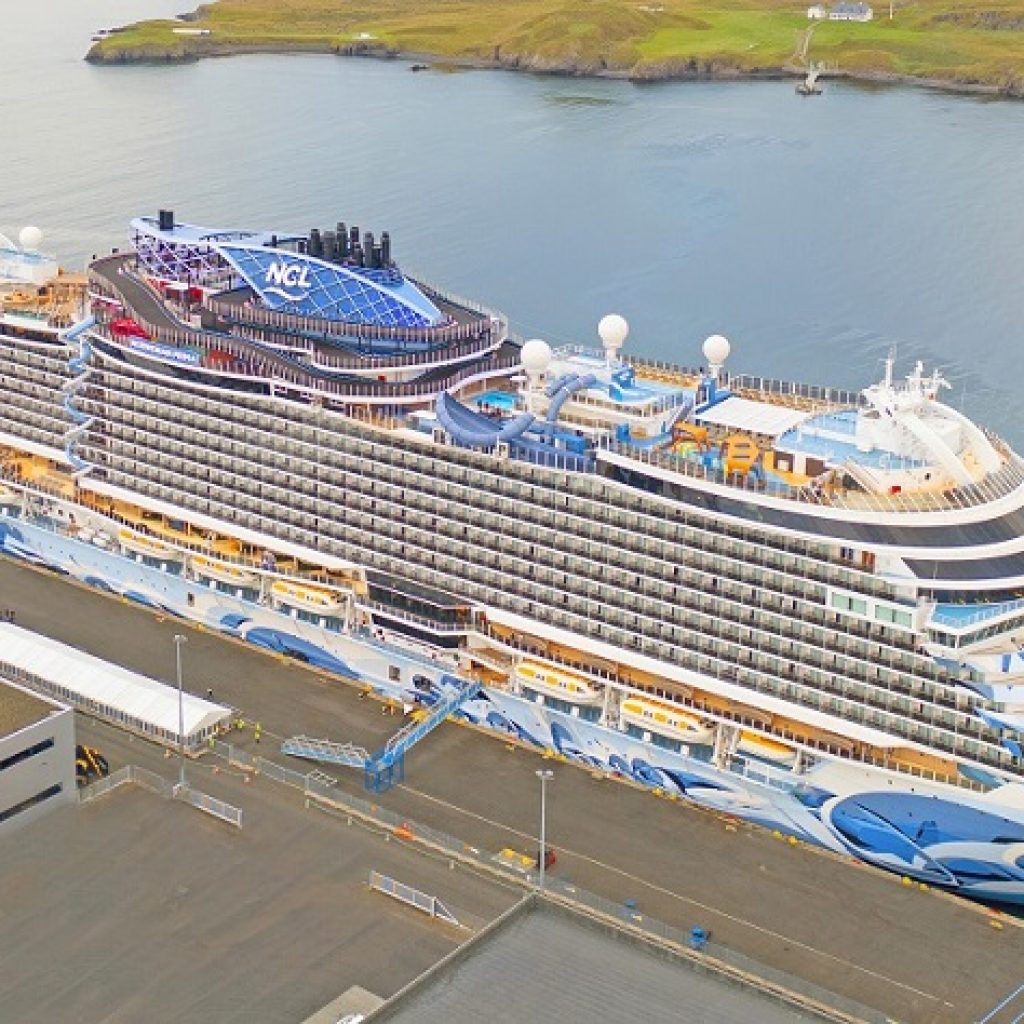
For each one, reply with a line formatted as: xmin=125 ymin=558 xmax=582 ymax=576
xmin=5 ymin=513 xmax=1024 ymax=906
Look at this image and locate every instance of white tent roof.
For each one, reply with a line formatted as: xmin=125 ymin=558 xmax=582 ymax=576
xmin=696 ymin=395 xmax=808 ymax=438
xmin=0 ymin=624 xmax=231 ymax=740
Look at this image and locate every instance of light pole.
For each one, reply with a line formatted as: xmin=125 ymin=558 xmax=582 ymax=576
xmin=174 ymin=634 xmax=187 ymax=790
xmin=536 ymin=768 xmax=553 ymax=889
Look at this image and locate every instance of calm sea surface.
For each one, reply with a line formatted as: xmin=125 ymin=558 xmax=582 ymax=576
xmin=6 ymin=1 xmax=1024 ymax=441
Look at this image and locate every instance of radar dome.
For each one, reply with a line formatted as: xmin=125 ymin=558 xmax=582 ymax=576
xmin=18 ymin=226 xmax=43 ymax=251
xmin=598 ymin=314 xmax=629 ymax=351
xmin=520 ymin=338 xmax=553 ymax=375
xmin=702 ymin=334 xmax=731 ymax=367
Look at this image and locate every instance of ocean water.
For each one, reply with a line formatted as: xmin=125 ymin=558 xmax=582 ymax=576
xmin=7 ymin=0 xmax=1024 ymax=442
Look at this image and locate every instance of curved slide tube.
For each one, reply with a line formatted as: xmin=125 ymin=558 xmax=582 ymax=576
xmin=59 ymin=315 xmax=96 ymax=344
xmin=435 ymin=391 xmax=536 ymax=447
xmin=437 ymin=373 xmax=598 ymax=448
xmin=541 ymin=373 xmax=596 ymax=432
xmin=545 ymin=373 xmax=578 ymax=398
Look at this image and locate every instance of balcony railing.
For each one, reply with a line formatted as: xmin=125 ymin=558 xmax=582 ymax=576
xmin=598 ymin=438 xmax=1024 ymax=516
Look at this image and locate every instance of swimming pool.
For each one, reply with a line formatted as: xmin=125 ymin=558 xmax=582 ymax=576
xmin=475 ymin=390 xmax=519 ymax=411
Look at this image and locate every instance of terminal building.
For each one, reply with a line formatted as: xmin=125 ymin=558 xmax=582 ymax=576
xmin=0 ymin=679 xmax=75 ymax=833
xmin=0 ymin=623 xmax=232 ymax=752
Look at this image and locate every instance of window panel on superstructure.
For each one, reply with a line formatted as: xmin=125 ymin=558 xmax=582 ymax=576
xmin=97 ymin=441 xmax=1004 ymax=763
xmin=81 ymin=360 xmax=1005 ymax=765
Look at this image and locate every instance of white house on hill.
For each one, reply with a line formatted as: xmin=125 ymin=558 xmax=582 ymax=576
xmin=829 ymin=2 xmax=873 ymax=20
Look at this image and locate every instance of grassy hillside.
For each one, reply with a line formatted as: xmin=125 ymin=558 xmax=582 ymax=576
xmin=87 ymin=0 xmax=1024 ymax=91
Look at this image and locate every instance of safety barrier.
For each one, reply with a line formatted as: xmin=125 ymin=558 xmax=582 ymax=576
xmin=131 ymin=765 xmax=173 ymax=796
xmin=175 ymin=786 xmax=243 ymax=828
xmin=77 ymin=763 xmax=241 ymax=827
xmin=368 ymin=870 xmax=460 ymax=927
xmin=78 ymin=765 xmax=132 ymax=802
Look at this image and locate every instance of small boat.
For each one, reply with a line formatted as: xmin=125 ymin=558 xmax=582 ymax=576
xmin=192 ymin=553 xmax=260 ymax=587
xmin=620 ymin=696 xmax=713 ymax=743
xmin=796 ymin=64 xmax=823 ymax=96
xmin=515 ymin=661 xmax=602 ymax=704
xmin=738 ymin=731 xmax=798 ymax=765
xmin=118 ymin=527 xmax=181 ymax=561
xmin=271 ymin=578 xmax=346 ymax=615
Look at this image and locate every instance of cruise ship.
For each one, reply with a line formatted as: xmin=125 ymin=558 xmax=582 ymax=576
xmin=4 ymin=212 xmax=1024 ymax=904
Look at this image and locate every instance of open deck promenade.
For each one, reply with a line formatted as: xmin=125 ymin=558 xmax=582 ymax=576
xmin=1 ymin=557 xmax=1022 ymax=1023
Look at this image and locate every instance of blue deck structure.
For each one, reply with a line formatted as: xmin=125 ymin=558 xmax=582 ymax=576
xmin=217 ymin=244 xmax=442 ymax=327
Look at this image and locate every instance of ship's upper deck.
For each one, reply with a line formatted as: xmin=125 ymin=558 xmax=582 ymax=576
xmin=131 ymin=210 xmax=445 ymax=329
xmin=83 ymin=217 xmax=1022 ymax=527
xmin=433 ymin=326 xmax=1020 ymax=524
xmin=0 ymin=227 xmax=85 ymax=333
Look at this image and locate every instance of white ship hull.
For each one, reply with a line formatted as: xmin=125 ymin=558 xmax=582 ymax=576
xmin=4 ymin=510 xmax=1024 ymax=906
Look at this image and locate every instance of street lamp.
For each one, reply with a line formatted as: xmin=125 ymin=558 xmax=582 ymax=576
xmin=174 ymin=634 xmax=187 ymax=790
xmin=536 ymin=768 xmax=554 ymax=889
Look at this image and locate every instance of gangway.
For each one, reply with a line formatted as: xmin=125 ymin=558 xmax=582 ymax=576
xmin=280 ymin=675 xmax=481 ymax=793
xmin=280 ymin=736 xmax=369 ymax=768
xmin=366 ymin=676 xmax=481 ymax=792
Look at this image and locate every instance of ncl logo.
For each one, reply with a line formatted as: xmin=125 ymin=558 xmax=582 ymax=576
xmin=262 ymin=260 xmax=312 ymax=302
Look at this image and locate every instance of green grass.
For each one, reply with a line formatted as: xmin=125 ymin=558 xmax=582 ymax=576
xmin=88 ymin=0 xmax=1024 ymax=88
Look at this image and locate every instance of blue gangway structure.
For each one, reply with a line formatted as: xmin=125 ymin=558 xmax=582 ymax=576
xmin=280 ymin=675 xmax=481 ymax=793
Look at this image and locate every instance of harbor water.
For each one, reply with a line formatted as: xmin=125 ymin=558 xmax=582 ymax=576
xmin=7 ymin=0 xmax=1024 ymax=442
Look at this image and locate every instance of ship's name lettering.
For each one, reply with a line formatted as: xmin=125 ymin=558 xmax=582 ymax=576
xmin=264 ymin=262 xmax=311 ymax=289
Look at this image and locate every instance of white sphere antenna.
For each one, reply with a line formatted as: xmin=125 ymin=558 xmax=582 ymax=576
xmin=520 ymin=338 xmax=552 ymax=379
xmin=598 ymin=313 xmax=629 ymax=366
xmin=702 ymin=333 xmax=731 ymax=377
xmin=19 ymin=226 xmax=43 ymax=252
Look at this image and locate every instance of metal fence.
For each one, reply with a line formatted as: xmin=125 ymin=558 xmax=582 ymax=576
xmin=78 ymin=762 xmax=241 ymax=827
xmin=369 ymin=870 xmax=460 ymax=927
xmin=79 ymin=765 xmax=132 ymax=802
xmin=130 ymin=764 xmax=173 ymax=796
xmin=175 ymin=786 xmax=243 ymax=828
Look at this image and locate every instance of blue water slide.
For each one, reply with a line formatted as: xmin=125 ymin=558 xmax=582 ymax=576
xmin=541 ymin=373 xmax=597 ymax=432
xmin=60 ymin=315 xmax=96 ymax=343
xmin=435 ymin=391 xmax=536 ymax=447
xmin=545 ymin=373 xmax=578 ymax=397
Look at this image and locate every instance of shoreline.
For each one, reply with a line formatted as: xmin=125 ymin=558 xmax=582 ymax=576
xmin=85 ymin=40 xmax=1024 ymax=99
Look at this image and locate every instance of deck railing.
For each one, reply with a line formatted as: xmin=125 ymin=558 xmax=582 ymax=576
xmin=88 ymin=259 xmax=519 ymax=401
xmin=598 ymin=437 xmax=1024 ymax=516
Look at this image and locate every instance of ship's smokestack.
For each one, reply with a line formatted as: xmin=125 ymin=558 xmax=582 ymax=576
xmin=158 ymin=209 xmax=175 ymax=232
xmin=380 ymin=231 xmax=392 ymax=266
